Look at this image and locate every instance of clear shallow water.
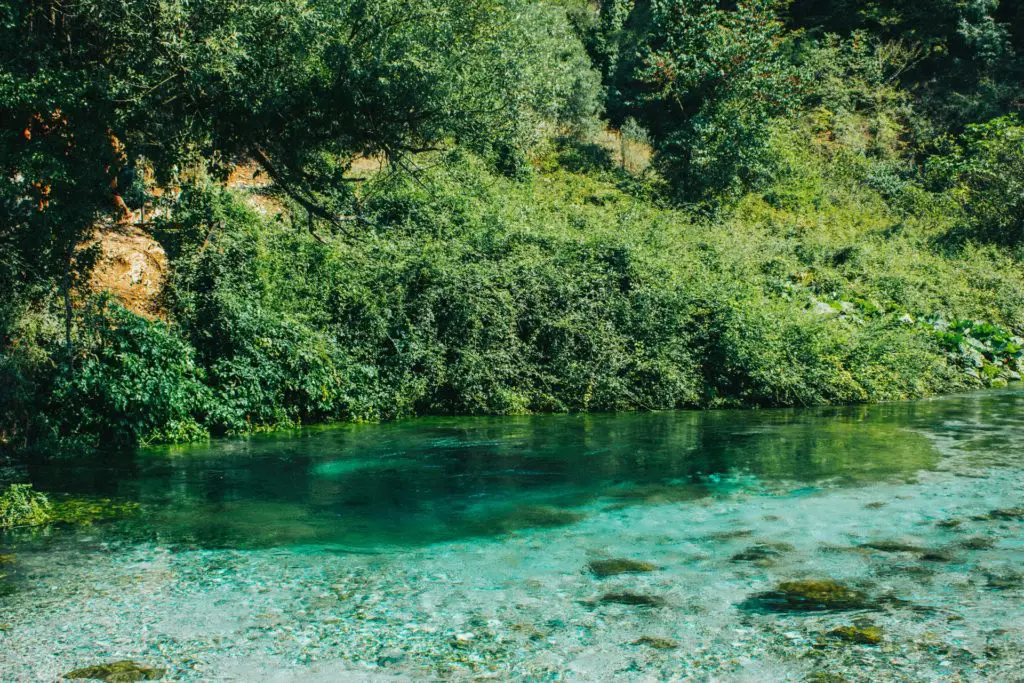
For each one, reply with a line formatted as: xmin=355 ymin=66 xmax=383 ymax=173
xmin=1 ymin=388 xmax=1023 ymax=680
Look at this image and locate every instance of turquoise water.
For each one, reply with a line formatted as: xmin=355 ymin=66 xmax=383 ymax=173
xmin=1 ymin=388 xmax=1023 ymax=680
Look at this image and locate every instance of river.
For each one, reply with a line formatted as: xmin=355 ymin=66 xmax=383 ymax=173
xmin=1 ymin=388 xmax=1022 ymax=680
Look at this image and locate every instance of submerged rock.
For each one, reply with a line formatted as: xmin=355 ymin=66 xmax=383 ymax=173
xmin=742 ymin=580 xmax=872 ymax=613
xmin=827 ymin=625 xmax=884 ymax=645
xmin=959 ymin=536 xmax=997 ymax=550
xmin=475 ymin=505 xmax=585 ymax=535
xmin=63 ymin=660 xmax=166 ymax=681
xmin=984 ymin=570 xmax=1023 ymax=590
xmin=731 ymin=542 xmax=794 ymax=565
xmin=705 ymin=529 xmax=754 ymax=541
xmin=599 ymin=592 xmax=667 ymax=607
xmin=632 ymin=636 xmax=679 ymax=650
xmin=987 ymin=508 xmax=1024 ymax=521
xmin=588 ymin=558 xmax=658 ymax=578
xmin=859 ymin=540 xmax=924 ymax=553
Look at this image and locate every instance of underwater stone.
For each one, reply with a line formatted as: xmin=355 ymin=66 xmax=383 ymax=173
xmin=936 ymin=519 xmax=962 ymax=529
xmin=588 ymin=559 xmax=658 ymax=578
xmin=62 ymin=661 xmax=166 ymax=681
xmin=859 ymin=540 xmax=925 ymax=553
xmin=632 ymin=636 xmax=679 ymax=649
xmin=828 ymin=625 xmax=884 ymax=645
xmin=599 ymin=592 xmax=667 ymax=607
xmin=987 ymin=508 xmax=1024 ymax=521
xmin=0 ymin=554 xmax=14 ymax=565
xmin=920 ymin=549 xmax=956 ymax=562
xmin=984 ymin=570 xmax=1023 ymax=590
xmin=742 ymin=580 xmax=872 ymax=613
xmin=959 ymin=536 xmax=996 ymax=550
xmin=731 ymin=542 xmax=794 ymax=564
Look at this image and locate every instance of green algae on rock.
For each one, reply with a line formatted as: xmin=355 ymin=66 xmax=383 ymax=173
xmin=984 ymin=570 xmax=1023 ymax=590
xmin=599 ymin=592 xmax=667 ymax=607
xmin=62 ymin=660 xmax=166 ymax=681
xmin=859 ymin=540 xmax=925 ymax=553
xmin=827 ymin=625 xmax=884 ymax=645
xmin=731 ymin=542 xmax=795 ymax=564
xmin=986 ymin=508 xmax=1024 ymax=521
xmin=959 ymin=536 xmax=997 ymax=550
xmin=588 ymin=558 xmax=658 ymax=578
xmin=0 ymin=554 xmax=15 ymax=565
xmin=742 ymin=580 xmax=872 ymax=613
xmin=50 ymin=497 xmax=142 ymax=526
xmin=632 ymin=636 xmax=679 ymax=649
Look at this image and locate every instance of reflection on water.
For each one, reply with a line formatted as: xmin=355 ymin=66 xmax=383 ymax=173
xmin=2 ymin=388 xmax=1024 ymax=682
xmin=13 ymin=389 xmax=1022 ymax=549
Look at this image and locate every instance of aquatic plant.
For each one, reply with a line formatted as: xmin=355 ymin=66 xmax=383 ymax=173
xmin=742 ymin=579 xmax=872 ymax=613
xmin=632 ymin=636 xmax=679 ymax=650
xmin=49 ymin=498 xmax=142 ymax=527
xmin=599 ymin=592 xmax=666 ymax=607
xmin=588 ymin=559 xmax=658 ymax=578
xmin=827 ymin=625 xmax=884 ymax=645
xmin=0 ymin=484 xmax=52 ymax=530
xmin=62 ymin=660 xmax=166 ymax=682
xmin=731 ymin=542 xmax=795 ymax=564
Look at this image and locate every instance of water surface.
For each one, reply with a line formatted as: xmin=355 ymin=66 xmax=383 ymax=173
xmin=1 ymin=388 xmax=1022 ymax=680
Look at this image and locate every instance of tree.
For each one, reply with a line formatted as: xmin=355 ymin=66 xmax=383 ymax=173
xmin=1 ymin=0 xmax=599 ymax=347
xmin=630 ymin=0 xmax=801 ymax=201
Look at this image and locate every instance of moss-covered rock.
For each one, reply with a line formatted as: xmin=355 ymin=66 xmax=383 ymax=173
xmin=959 ymin=536 xmax=996 ymax=550
xmin=599 ymin=592 xmax=667 ymax=607
xmin=984 ymin=570 xmax=1022 ymax=590
xmin=632 ymin=636 xmax=679 ymax=649
xmin=588 ymin=558 xmax=658 ymax=578
xmin=987 ymin=508 xmax=1024 ymax=521
xmin=742 ymin=579 xmax=872 ymax=612
xmin=731 ymin=542 xmax=794 ymax=564
xmin=62 ymin=660 xmax=166 ymax=681
xmin=859 ymin=540 xmax=924 ymax=553
xmin=0 ymin=554 xmax=15 ymax=566
xmin=828 ymin=625 xmax=884 ymax=645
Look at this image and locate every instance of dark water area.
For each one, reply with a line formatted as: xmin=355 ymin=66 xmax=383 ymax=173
xmin=11 ymin=388 xmax=1020 ymax=549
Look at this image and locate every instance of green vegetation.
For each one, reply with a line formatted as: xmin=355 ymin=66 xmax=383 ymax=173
xmin=0 ymin=484 xmax=51 ymax=529
xmin=62 ymin=661 xmax=166 ymax=682
xmin=1 ymin=0 xmax=1022 ymax=457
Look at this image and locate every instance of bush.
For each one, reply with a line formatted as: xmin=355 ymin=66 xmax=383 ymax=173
xmin=51 ymin=296 xmax=209 ymax=447
xmin=0 ymin=484 xmax=52 ymax=529
xmin=927 ymin=115 xmax=1024 ymax=245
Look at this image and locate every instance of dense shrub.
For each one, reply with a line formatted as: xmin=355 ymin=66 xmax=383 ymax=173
xmin=926 ymin=115 xmax=1024 ymax=245
xmin=50 ymin=296 xmax=209 ymax=447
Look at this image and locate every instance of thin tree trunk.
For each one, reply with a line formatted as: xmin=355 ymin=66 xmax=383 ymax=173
xmin=62 ymin=244 xmax=73 ymax=364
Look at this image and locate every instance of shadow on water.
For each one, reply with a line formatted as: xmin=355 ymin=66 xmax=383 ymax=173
xmin=9 ymin=387 xmax=1024 ymax=550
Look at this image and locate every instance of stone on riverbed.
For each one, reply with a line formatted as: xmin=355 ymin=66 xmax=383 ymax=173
xmin=63 ymin=660 xmax=166 ymax=681
xmin=632 ymin=636 xmax=679 ymax=649
xmin=588 ymin=558 xmax=657 ymax=578
xmin=741 ymin=580 xmax=873 ymax=613
xmin=827 ymin=625 xmax=884 ymax=645
xmin=599 ymin=592 xmax=667 ymax=607
xmin=731 ymin=542 xmax=794 ymax=565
